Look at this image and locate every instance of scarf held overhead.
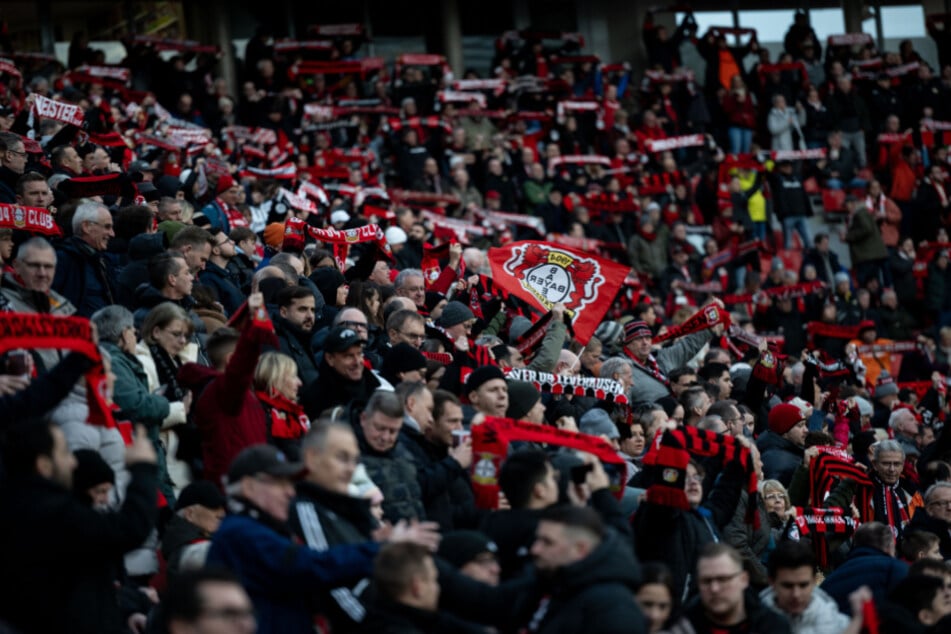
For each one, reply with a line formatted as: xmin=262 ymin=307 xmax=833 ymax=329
xmin=470 ymin=417 xmax=626 ymax=509
xmin=0 ymin=313 xmax=113 ymax=427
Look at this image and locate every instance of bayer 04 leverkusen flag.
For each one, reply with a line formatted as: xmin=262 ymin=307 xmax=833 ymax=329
xmin=488 ymin=240 xmax=631 ymax=344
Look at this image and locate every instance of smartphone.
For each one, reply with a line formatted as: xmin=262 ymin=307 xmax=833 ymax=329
xmin=6 ymin=350 xmax=29 ymax=379
xmin=570 ymin=463 xmax=594 ymax=485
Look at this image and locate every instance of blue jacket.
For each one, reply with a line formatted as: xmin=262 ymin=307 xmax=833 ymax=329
xmin=207 ymin=510 xmax=379 ymax=634
xmin=52 ymin=236 xmax=117 ymax=317
xmin=199 ymin=199 xmax=230 ymax=232
xmin=199 ymin=261 xmax=246 ymax=317
xmin=820 ymin=546 xmax=907 ymax=615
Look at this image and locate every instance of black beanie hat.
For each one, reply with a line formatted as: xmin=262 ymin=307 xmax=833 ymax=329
xmin=437 ymin=530 xmax=498 ymax=568
xmin=72 ymin=449 xmax=115 ymax=494
xmin=506 ymin=379 xmax=541 ymax=420
xmin=466 ymin=365 xmax=506 ymax=395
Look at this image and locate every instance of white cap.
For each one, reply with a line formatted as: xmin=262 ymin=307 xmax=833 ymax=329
xmin=330 ymin=210 xmax=351 ymax=224
xmin=384 ymin=226 xmax=407 ymax=246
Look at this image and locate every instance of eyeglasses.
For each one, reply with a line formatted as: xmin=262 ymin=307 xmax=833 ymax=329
xmin=85 ymin=220 xmax=114 ymax=230
xmin=6 ymin=149 xmax=26 ymax=157
xmin=399 ymin=331 xmax=426 ymax=342
xmin=20 ymin=260 xmax=56 ymax=271
xmin=927 ymin=499 xmax=951 ymax=508
xmin=339 ymin=320 xmax=368 ymax=331
xmin=698 ymin=571 xmax=743 ymax=587
xmin=402 ymin=286 xmax=426 ymax=294
xmin=215 ymin=237 xmax=233 ymax=247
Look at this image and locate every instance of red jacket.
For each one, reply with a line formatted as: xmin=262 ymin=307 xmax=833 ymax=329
xmin=178 ymin=314 xmax=278 ymax=489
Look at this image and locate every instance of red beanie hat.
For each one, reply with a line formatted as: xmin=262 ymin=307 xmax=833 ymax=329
xmin=768 ymin=403 xmax=805 ymax=435
xmin=642 ymin=430 xmax=690 ymax=510
xmin=216 ymin=174 xmax=236 ymax=195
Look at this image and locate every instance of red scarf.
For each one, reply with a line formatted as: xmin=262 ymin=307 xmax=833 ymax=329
xmin=652 ymin=304 xmax=730 ymax=345
xmin=256 ymin=390 xmax=310 ymax=440
xmin=623 ymin=347 xmax=670 ymax=387
xmin=471 ymin=417 xmax=625 ymax=509
xmin=0 ymin=313 xmax=113 ymax=427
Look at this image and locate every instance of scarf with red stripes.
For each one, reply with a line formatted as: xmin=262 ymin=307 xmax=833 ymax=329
xmin=255 ymin=390 xmax=311 ymax=440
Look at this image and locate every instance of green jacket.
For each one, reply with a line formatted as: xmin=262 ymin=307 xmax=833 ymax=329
xmin=845 ymin=209 xmax=887 ymax=264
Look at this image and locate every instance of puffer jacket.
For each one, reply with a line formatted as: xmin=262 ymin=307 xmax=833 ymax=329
xmin=756 ymin=430 xmax=804 ymax=486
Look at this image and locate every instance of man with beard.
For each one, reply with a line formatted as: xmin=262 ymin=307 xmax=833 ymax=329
xmin=272 ymin=286 xmax=320 ymax=396
xmin=0 ymin=423 xmax=158 ymax=634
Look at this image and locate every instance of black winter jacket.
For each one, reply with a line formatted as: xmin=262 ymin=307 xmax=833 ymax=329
xmin=0 ymin=463 xmax=157 ymax=634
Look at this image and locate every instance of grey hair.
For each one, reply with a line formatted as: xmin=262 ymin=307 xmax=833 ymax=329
xmin=872 ymin=439 xmax=905 ymax=461
xmin=888 ymin=408 xmax=916 ymax=431
xmin=697 ymin=415 xmax=724 ymax=432
xmin=600 ymin=356 xmax=633 ymax=382
xmin=301 ymin=418 xmax=354 ymax=453
xmin=91 ymin=305 xmax=134 ymax=344
xmin=15 ymin=236 xmax=55 ymax=261
xmin=363 ymin=390 xmax=404 ymax=418
xmin=924 ymin=481 xmax=951 ymax=503
xmin=72 ymin=201 xmax=107 ymax=235
xmin=394 ymin=268 xmax=423 ymax=289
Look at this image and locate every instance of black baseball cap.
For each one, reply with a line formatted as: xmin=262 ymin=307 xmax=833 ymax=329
xmin=226 ymin=445 xmax=306 ymax=484
xmin=324 ymin=325 xmax=367 ymax=353
xmin=175 ymin=480 xmax=226 ymax=511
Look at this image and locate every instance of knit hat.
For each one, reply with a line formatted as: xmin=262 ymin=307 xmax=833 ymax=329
xmin=854 ymin=396 xmax=873 ymax=417
xmin=768 ymin=403 xmax=805 ymax=435
xmin=438 ymin=531 xmax=498 ymax=568
xmin=623 ymin=320 xmax=652 ymax=344
xmin=263 ymin=222 xmax=285 ymax=248
xmin=330 ymin=210 xmax=351 ymax=225
xmin=384 ymin=226 xmax=407 ymax=246
xmin=833 ymin=271 xmax=850 ymax=285
xmin=438 ymin=301 xmax=474 ymax=328
xmin=643 ymin=430 xmax=690 ymax=510
xmin=157 ymin=220 xmax=186 ymax=244
xmin=382 ymin=343 xmax=428 ymax=382
xmin=506 ymin=380 xmax=541 ymax=420
xmin=595 ymin=321 xmax=623 ymax=350
xmin=579 ymin=408 xmax=619 ymax=439
xmin=283 ymin=216 xmax=307 ymax=253
xmin=175 ymin=480 xmax=226 ymax=512
xmin=874 ymin=372 xmax=899 ymax=398
xmin=216 ymin=173 xmax=236 ymax=195
xmin=508 ymin=316 xmax=533 ymax=344
xmin=857 ymin=320 xmax=876 ymax=334
xmin=466 ymin=365 xmax=506 ymax=395
xmin=72 ymin=449 xmax=115 ymax=494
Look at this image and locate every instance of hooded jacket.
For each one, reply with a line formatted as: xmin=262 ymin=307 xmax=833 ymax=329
xmin=759 ymin=585 xmax=848 ymax=634
xmin=115 ymin=233 xmax=167 ymax=308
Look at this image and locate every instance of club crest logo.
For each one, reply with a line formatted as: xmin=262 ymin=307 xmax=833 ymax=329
xmin=502 ymin=243 xmax=604 ymax=313
xmin=12 ymin=206 xmax=25 ymax=229
xmin=662 ymin=468 xmax=680 ymax=483
xmin=472 ymin=454 xmax=498 ymax=485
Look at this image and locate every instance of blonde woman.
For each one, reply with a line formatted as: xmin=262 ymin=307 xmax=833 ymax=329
xmin=136 ymin=302 xmax=196 ymax=493
xmin=254 ymin=351 xmax=309 ymax=461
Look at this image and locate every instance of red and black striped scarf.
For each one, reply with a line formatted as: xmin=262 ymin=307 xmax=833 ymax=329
xmin=786 ymin=506 xmax=857 ymax=568
xmin=623 ymin=348 xmax=670 ymax=387
xmin=869 ymin=473 xmax=913 ymax=540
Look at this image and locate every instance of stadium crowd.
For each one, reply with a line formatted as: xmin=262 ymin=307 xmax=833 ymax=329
xmin=4 ymin=6 xmax=951 ymax=634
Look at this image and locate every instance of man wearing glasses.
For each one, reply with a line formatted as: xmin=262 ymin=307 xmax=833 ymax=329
xmin=386 ymin=309 xmax=427 ymax=349
xmin=199 ymin=228 xmax=245 ymax=316
xmin=52 ymin=200 xmax=117 ymax=317
xmin=0 ymin=131 xmax=27 ymax=203
xmin=908 ymin=482 xmax=951 ymax=559
xmin=0 ymin=237 xmax=76 ymax=373
xmin=683 ymin=544 xmax=791 ymax=633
